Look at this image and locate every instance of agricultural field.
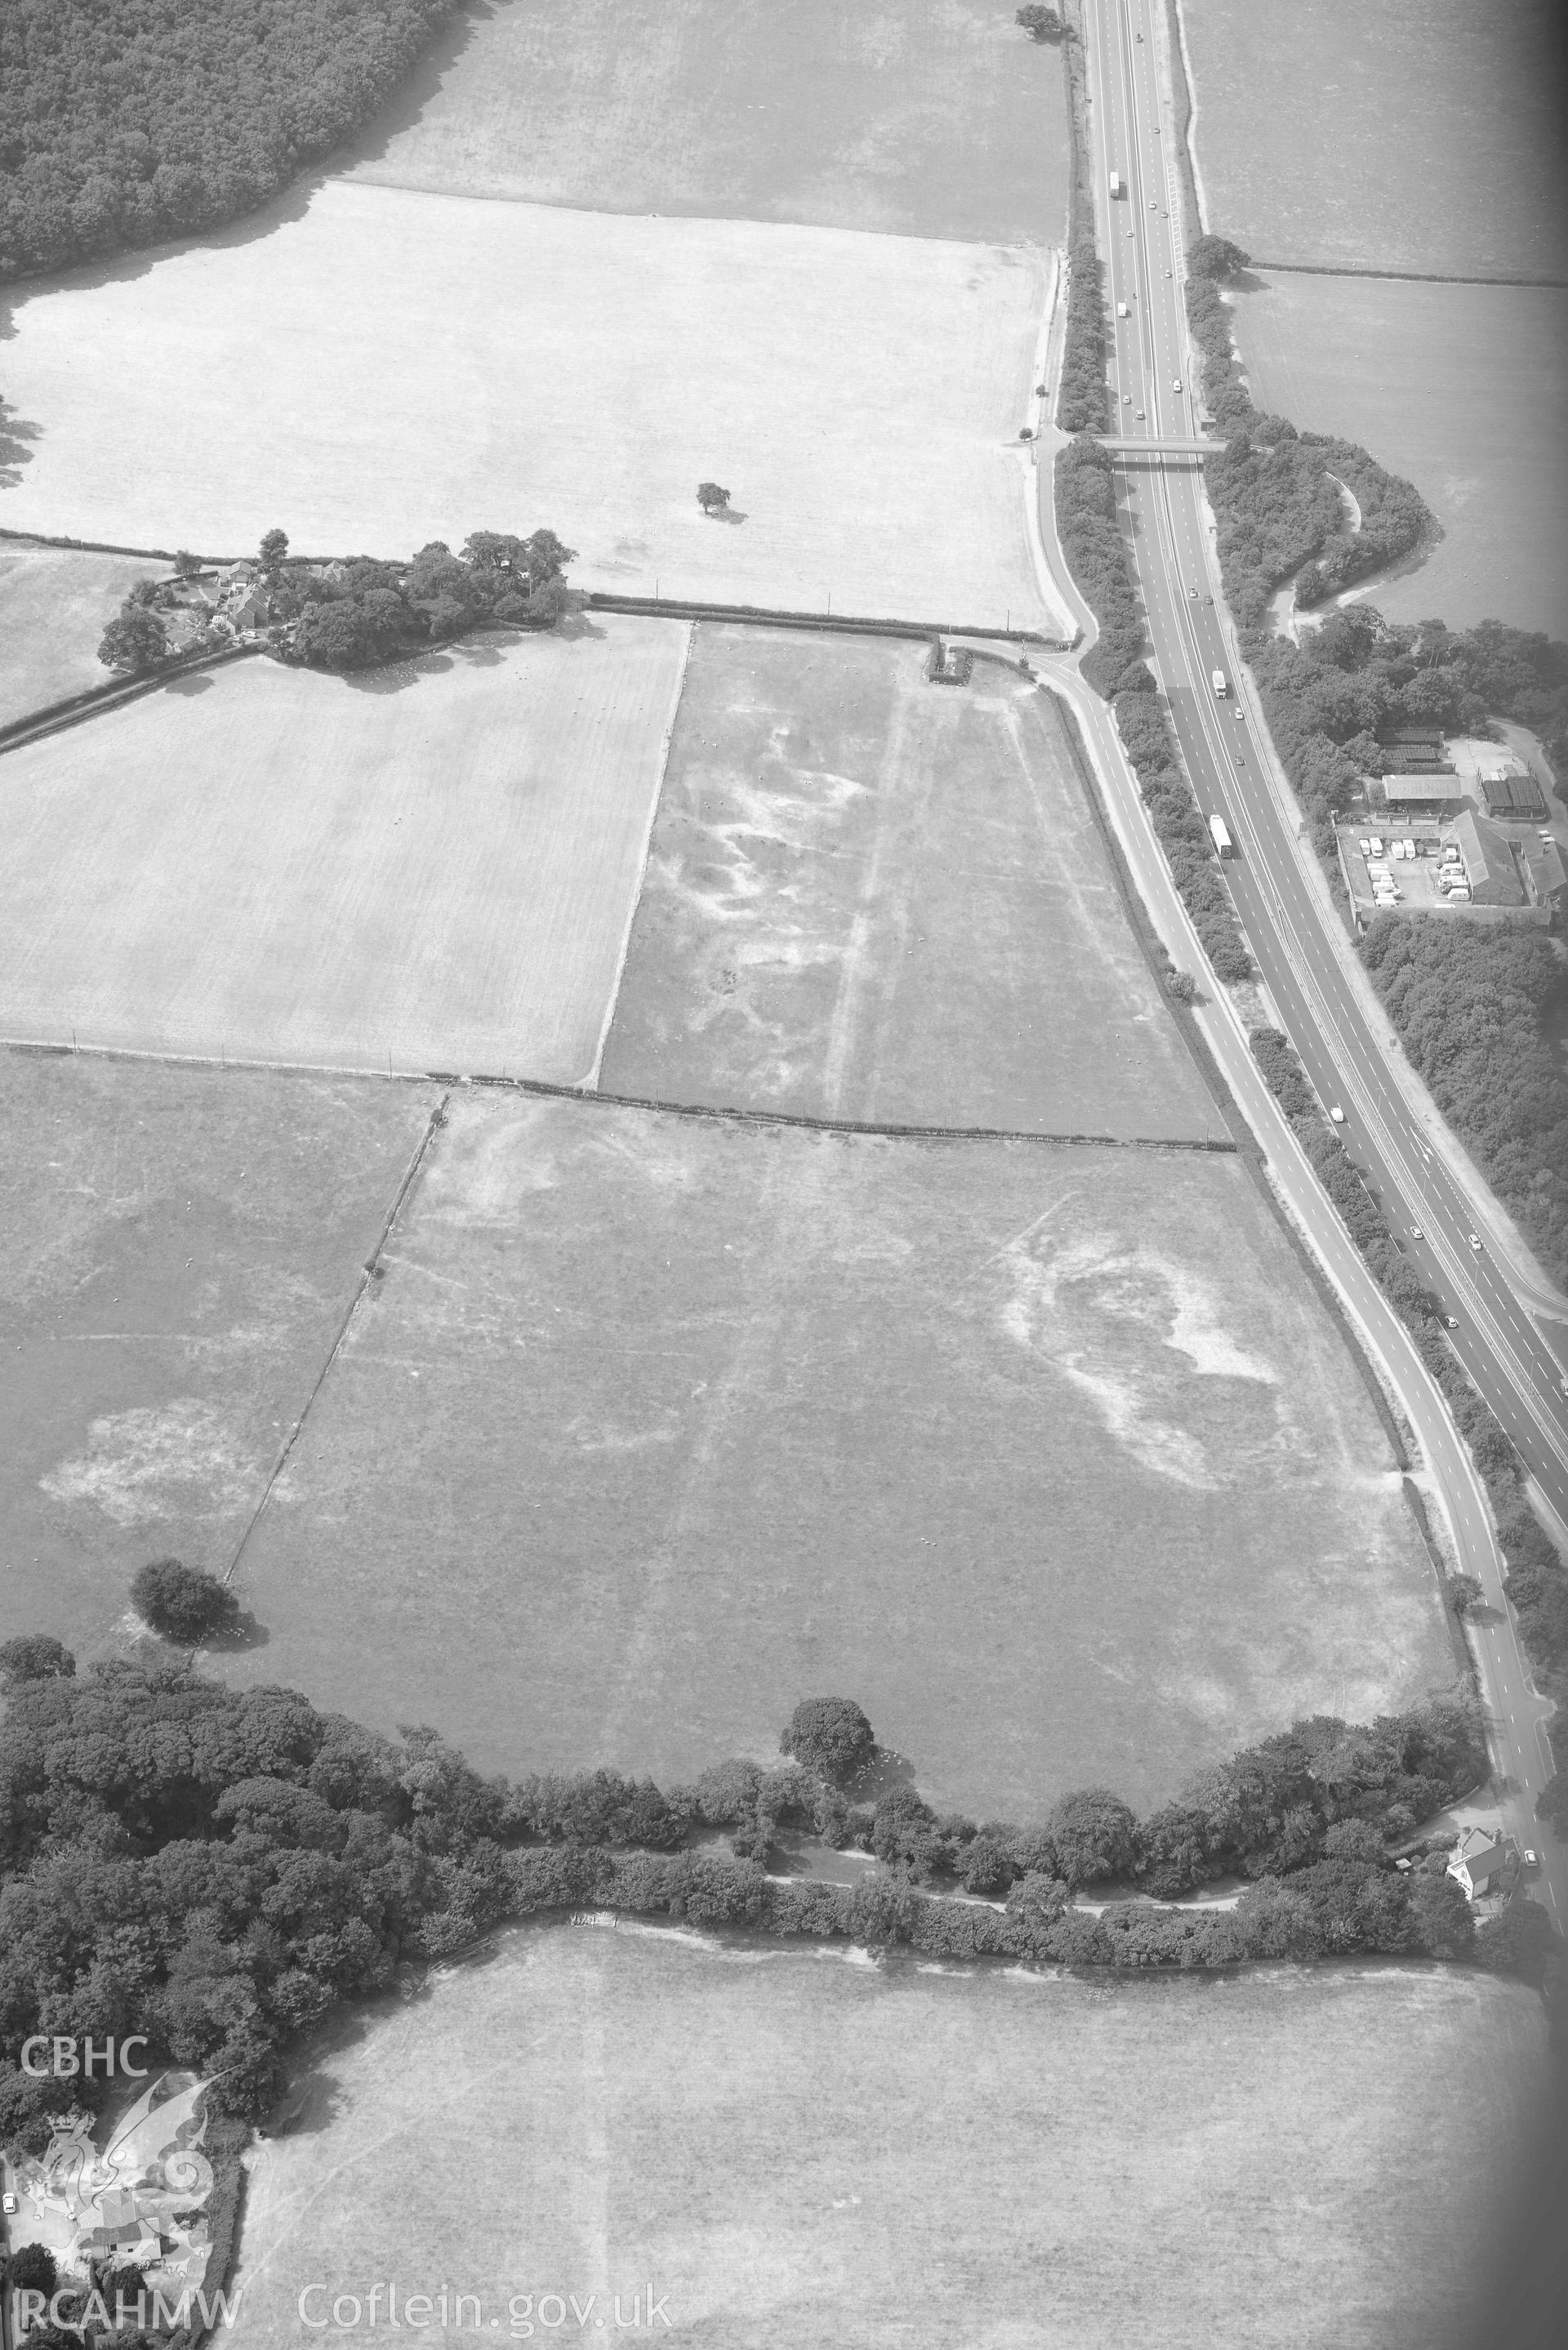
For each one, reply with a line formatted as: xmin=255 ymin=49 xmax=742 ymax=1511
xmin=0 ymin=185 xmax=1058 ymax=633
xmin=1232 ymin=275 xmax=1568 ymax=640
xmin=344 ymin=0 xmax=1068 ymax=247
xmin=0 ymin=544 xmax=161 ymax=729
xmin=0 ymin=620 xmax=688 ymax=1077
xmin=226 ymin=1924 xmax=1547 ymax=2350
xmin=0 ymin=1050 xmax=439 ymax=1669
xmin=216 ymin=1092 xmax=1452 ymax=1822
xmin=1180 ymin=0 xmax=1568 ymax=280
xmin=600 ymin=627 xmax=1223 ymax=1139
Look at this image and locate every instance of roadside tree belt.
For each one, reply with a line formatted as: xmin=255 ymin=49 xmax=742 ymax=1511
xmin=586 ymin=590 xmax=1063 ymax=647
xmin=0 ymin=642 xmax=261 ymax=756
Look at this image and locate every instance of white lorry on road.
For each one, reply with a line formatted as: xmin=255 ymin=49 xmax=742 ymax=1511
xmin=1211 ymin=669 xmax=1228 ymax=698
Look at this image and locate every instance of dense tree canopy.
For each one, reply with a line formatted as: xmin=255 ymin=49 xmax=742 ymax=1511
xmin=0 ymin=1648 xmax=1535 ymax=2163
xmin=0 ymin=2 xmax=466 ymax=282
xmin=1360 ymin=916 xmax=1568 ymax=1290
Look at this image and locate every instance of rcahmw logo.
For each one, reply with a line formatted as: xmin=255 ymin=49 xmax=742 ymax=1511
xmin=20 ymin=2035 xmax=150 ymax=2077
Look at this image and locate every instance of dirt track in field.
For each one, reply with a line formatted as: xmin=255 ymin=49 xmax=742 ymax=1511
xmin=600 ymin=629 xmax=1223 ymax=1139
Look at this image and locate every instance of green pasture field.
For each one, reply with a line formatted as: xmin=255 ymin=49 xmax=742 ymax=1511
xmin=217 ymin=1093 xmax=1453 ymax=1822
xmin=0 ymin=1050 xmax=439 ymax=1668
xmin=0 ymin=185 xmax=1058 ymax=634
xmin=0 ymin=546 xmax=161 ymax=729
xmin=1181 ymin=0 xmax=1568 ymax=280
xmin=226 ymin=1924 xmax=1545 ymax=2350
xmin=0 ymin=620 xmax=688 ymax=1077
xmin=600 ymin=627 xmax=1223 ymax=1139
xmin=345 ymin=0 xmax=1067 ymax=246
xmin=1232 ymin=275 xmax=1568 ymax=640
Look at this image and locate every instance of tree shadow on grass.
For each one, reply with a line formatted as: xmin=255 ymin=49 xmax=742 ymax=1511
xmin=338 ymin=652 xmax=453 ymax=696
xmin=325 ymin=0 xmax=506 ymax=180
xmin=160 ymin=672 xmax=216 ymax=698
xmin=844 ymin=1745 xmax=919 ymax=1804
xmin=196 ymin=1608 xmax=269 ymax=1655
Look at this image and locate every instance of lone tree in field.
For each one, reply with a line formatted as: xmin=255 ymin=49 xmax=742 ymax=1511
xmin=1015 ymin=5 xmax=1065 ymax=41
xmin=131 ymin=1556 xmax=241 ymax=1644
xmin=0 ymin=1634 xmax=75 ymax=1688
xmin=1188 ymin=234 xmax=1251 ymax=281
xmin=98 ymin=604 xmax=168 ymax=673
xmin=697 ymin=482 xmax=732 ymax=517
xmin=258 ymin=526 xmax=289 ymax=580
xmin=780 ymin=1697 xmax=875 ymax=1785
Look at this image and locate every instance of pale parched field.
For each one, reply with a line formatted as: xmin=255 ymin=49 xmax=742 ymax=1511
xmin=0 ymin=546 xmax=162 ymax=729
xmin=345 ymin=0 xmax=1068 ymax=247
xmin=227 ymin=1926 xmax=1547 ymax=2350
xmin=217 ymin=1095 xmax=1453 ymax=1821
xmin=601 ymin=627 xmax=1223 ymax=1139
xmin=1232 ymin=276 xmax=1568 ymax=640
xmin=1183 ymin=0 xmax=1568 ymax=280
xmin=0 ymin=1051 xmax=439 ymax=1667
xmin=0 ymin=620 xmax=688 ymax=1077
xmin=0 ymin=185 xmax=1058 ymax=632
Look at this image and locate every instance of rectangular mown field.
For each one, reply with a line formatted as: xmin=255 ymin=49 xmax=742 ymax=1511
xmin=0 ymin=186 xmax=1060 ymax=633
xmin=227 ymin=1926 xmax=1546 ymax=2350
xmin=1182 ymin=0 xmax=1568 ymax=279
xmin=218 ymin=1094 xmax=1453 ymax=1822
xmin=0 ymin=546 xmax=163 ymax=729
xmin=345 ymin=0 xmax=1068 ymax=246
xmin=1232 ymin=274 xmax=1568 ymax=640
xmin=0 ymin=1051 xmax=439 ymax=1668
xmin=0 ymin=622 xmax=688 ymax=1077
xmin=599 ymin=629 xmax=1223 ymax=1138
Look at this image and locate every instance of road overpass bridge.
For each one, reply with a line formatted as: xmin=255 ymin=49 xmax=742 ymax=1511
xmin=1094 ymin=436 xmax=1225 ymax=458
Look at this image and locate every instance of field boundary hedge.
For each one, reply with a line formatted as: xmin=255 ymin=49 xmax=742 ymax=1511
xmin=224 ymin=1092 xmax=452 ymax=1586
xmin=0 ymin=642 xmax=260 ymax=756
xmin=0 ymin=1037 xmax=1241 ymax=1151
xmin=1251 ymin=260 xmax=1568 ymax=291
xmin=1161 ymin=0 xmax=1204 ymax=249
xmin=586 ymin=592 xmax=1069 ymax=648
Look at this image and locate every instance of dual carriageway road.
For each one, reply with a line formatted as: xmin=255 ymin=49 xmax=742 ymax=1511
xmin=1025 ymin=0 xmax=1566 ymax=1923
